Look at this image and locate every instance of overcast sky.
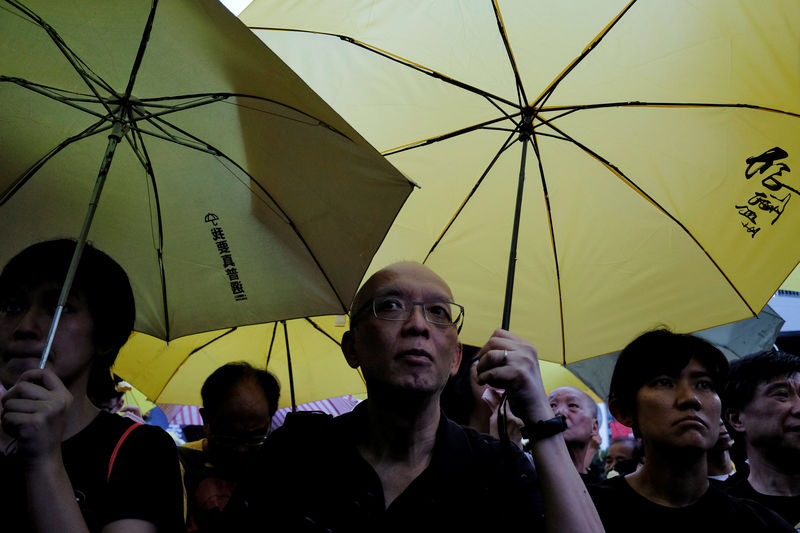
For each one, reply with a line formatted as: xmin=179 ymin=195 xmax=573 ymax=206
xmin=220 ymin=0 xmax=252 ymax=15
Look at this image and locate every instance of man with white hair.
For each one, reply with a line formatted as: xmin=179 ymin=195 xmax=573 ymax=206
xmin=548 ymin=386 xmax=601 ymax=482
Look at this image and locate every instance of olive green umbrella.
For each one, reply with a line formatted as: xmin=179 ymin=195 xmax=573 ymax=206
xmin=0 ymin=0 xmax=412 ymax=365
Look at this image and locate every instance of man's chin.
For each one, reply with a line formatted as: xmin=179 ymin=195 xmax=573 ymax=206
xmin=371 ymin=377 xmax=443 ymax=399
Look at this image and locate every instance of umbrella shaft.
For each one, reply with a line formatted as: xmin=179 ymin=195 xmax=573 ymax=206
xmin=502 ymin=137 xmax=529 ymax=330
xmin=282 ymin=321 xmax=297 ymax=412
xmin=39 ymin=121 xmax=125 ymax=368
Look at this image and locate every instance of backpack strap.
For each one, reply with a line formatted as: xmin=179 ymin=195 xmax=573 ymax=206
xmin=107 ymin=423 xmax=142 ymax=483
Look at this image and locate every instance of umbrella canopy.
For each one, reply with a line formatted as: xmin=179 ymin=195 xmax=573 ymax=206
xmin=115 ymin=315 xmax=364 ymax=409
xmin=117 ymin=304 xmax=780 ymax=409
xmin=120 ymin=384 xmax=157 ymax=418
xmin=0 ymin=0 xmax=412 ymax=343
xmin=241 ymin=0 xmax=800 ymax=364
xmin=539 ymin=361 xmax=602 ymax=403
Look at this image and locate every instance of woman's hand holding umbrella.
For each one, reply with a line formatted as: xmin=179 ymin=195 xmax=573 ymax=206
xmin=1 ymin=368 xmax=71 ymax=466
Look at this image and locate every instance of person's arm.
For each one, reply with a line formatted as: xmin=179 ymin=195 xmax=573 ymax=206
xmin=101 ymin=519 xmax=157 ymax=533
xmin=475 ymin=329 xmax=605 ymax=533
xmin=2 ymin=370 xmax=160 ymax=533
xmin=2 ymin=368 xmax=92 ymax=533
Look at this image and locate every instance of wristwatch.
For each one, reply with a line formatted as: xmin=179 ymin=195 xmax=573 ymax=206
xmin=521 ymin=414 xmax=568 ymax=442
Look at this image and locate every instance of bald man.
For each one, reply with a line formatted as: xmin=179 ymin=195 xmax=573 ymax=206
xmin=229 ymin=262 xmax=602 ymax=533
xmin=548 ymin=386 xmax=600 ymax=481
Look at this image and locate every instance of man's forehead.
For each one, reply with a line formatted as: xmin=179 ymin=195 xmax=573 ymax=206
xmin=550 ymin=387 xmax=595 ymax=411
xmin=610 ymin=440 xmax=635 ymax=451
xmin=756 ymin=372 xmax=800 ymax=392
xmin=549 ymin=387 xmax=582 ymax=402
xmin=661 ymin=356 xmax=715 ymax=382
xmin=359 ymin=263 xmax=454 ymax=302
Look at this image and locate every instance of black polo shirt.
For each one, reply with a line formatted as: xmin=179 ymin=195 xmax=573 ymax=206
xmin=229 ymin=401 xmax=544 ymax=532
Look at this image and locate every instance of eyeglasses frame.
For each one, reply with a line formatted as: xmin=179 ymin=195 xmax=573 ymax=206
xmin=350 ymin=295 xmax=465 ymax=333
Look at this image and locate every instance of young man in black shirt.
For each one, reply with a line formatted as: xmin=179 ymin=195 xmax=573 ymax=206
xmin=589 ymin=329 xmax=793 ymax=532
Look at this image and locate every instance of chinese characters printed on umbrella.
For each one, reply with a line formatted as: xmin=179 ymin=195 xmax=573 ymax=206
xmin=735 ymin=147 xmax=795 ymax=238
xmin=205 ymin=213 xmax=248 ymax=301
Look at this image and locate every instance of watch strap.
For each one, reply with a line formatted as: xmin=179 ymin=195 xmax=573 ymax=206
xmin=521 ymin=414 xmax=568 ymax=442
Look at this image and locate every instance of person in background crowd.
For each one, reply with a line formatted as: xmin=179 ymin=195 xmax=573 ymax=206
xmin=603 ymin=435 xmax=643 ymax=479
xmin=89 ymin=373 xmax=145 ymax=424
xmin=441 ymin=345 xmax=527 ymax=451
xmin=722 ymin=349 xmax=800 ymax=529
xmin=180 ymin=362 xmax=279 ymax=533
xmin=548 ymin=386 xmax=602 ymax=483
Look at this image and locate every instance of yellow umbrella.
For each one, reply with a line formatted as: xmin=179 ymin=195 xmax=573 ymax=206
xmin=119 ymin=382 xmax=157 ymax=417
xmin=241 ymin=0 xmax=800 ymax=365
xmin=540 ymin=362 xmax=601 ymax=403
xmin=114 ymin=315 xmax=364 ymax=409
xmin=116 ymin=314 xmax=600 ymax=408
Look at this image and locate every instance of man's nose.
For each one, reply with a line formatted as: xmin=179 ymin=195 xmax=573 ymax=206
xmin=551 ymin=403 xmax=568 ymax=417
xmin=403 ymin=304 xmax=430 ymax=332
xmin=789 ymin=389 xmax=800 ymax=416
xmin=675 ymin=382 xmax=701 ymax=409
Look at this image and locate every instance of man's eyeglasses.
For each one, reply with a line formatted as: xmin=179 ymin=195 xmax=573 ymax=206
xmin=354 ymin=295 xmax=464 ymax=332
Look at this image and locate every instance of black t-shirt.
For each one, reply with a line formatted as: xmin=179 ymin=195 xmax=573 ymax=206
xmin=0 ymin=411 xmax=185 ymax=532
xmin=581 ymin=458 xmax=605 ymax=485
xmin=179 ymin=442 xmax=240 ymax=532
xmin=228 ymin=402 xmax=544 ymax=532
xmin=723 ymin=475 xmax=800 ymax=530
xmin=588 ymin=475 xmax=794 ymax=533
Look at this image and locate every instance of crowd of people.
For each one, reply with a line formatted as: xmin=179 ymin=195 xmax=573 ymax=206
xmin=1 ymin=239 xmax=799 ymax=532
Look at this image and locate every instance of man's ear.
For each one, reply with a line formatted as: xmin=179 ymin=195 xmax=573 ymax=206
xmin=449 ymin=342 xmax=463 ymax=377
xmin=341 ymin=330 xmax=360 ymax=369
xmin=200 ymin=407 xmax=211 ymax=437
xmin=608 ymin=396 xmax=634 ymax=428
xmin=726 ymin=408 xmax=746 ymax=433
